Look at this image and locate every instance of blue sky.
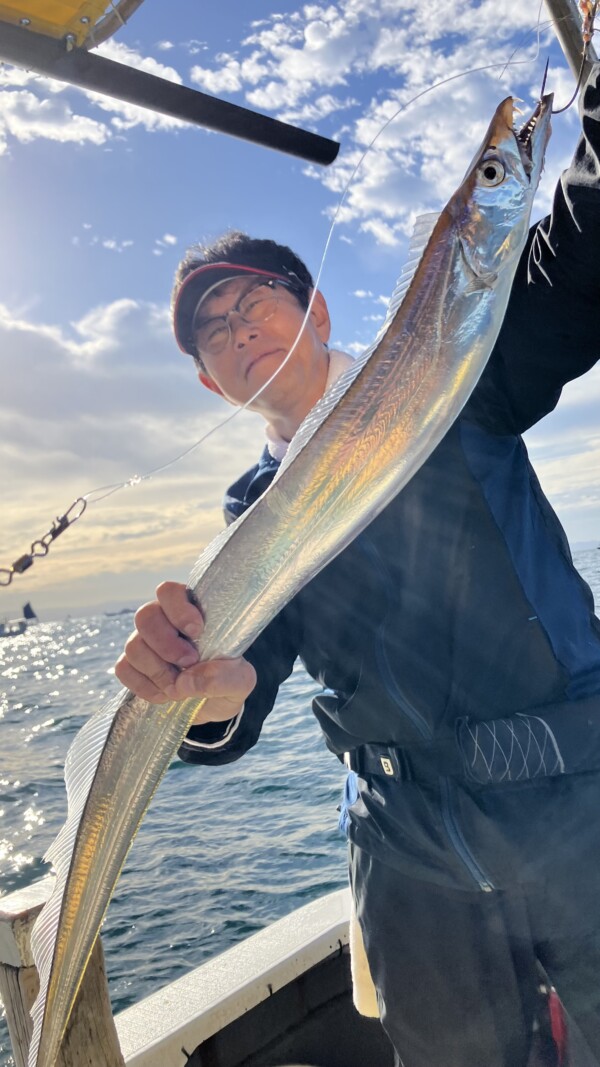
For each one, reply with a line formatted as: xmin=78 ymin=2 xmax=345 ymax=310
xmin=1 ymin=0 xmax=598 ymax=619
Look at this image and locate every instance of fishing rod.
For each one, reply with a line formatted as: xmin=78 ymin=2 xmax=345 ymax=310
xmin=2 ymin=4 xmax=596 ymax=588
xmin=0 ymin=13 xmax=339 ymax=166
xmin=545 ymin=0 xmax=598 ymax=80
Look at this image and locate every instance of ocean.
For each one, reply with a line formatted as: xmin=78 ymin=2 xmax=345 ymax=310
xmin=1 ymin=546 xmax=600 ymax=1065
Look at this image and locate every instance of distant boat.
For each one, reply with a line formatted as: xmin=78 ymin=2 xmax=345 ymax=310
xmin=105 ymin=608 xmax=135 ymax=617
xmin=0 ymin=602 xmax=37 ymax=638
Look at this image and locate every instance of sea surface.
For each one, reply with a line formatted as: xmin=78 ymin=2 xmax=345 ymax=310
xmin=0 ymin=613 xmax=348 ymax=1065
xmin=1 ymin=547 xmax=600 ymax=1065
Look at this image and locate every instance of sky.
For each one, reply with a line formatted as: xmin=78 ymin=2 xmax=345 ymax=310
xmin=0 ymin=0 xmax=599 ymax=620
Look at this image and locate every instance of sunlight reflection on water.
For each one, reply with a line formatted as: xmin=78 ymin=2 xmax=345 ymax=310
xmin=0 ymin=551 xmax=598 ymax=1065
xmin=0 ymin=613 xmax=347 ymax=1065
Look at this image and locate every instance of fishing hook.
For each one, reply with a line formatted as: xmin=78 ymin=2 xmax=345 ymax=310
xmin=2 ymin=27 xmax=563 ymax=584
xmin=552 ymin=0 xmax=598 ymax=113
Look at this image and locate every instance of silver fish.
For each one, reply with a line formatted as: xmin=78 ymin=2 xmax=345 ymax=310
xmin=28 ymin=91 xmax=552 ymax=1067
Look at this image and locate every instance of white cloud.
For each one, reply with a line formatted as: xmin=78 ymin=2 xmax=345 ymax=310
xmin=0 ymin=41 xmax=188 ymax=149
xmin=0 ymin=1 xmax=582 ymax=245
xmin=2 ymin=4 xmax=595 ymax=611
xmin=186 ymin=39 xmax=209 ymax=56
xmin=154 ymin=234 xmax=178 ymax=256
xmin=0 ymin=298 xmax=267 ymax=610
xmin=74 ymin=228 xmax=134 ymax=252
xmin=191 ymin=50 xmax=269 ymax=95
xmin=527 ymin=422 xmax=600 ymax=525
xmin=181 ymin=0 xmax=582 ymax=247
xmin=0 ymin=65 xmax=39 ymax=88
xmin=278 ymin=93 xmax=358 ymax=125
xmin=0 ymin=298 xmax=144 ymax=366
xmin=190 ymin=5 xmax=368 ymax=114
xmin=0 ymin=90 xmax=109 ymax=152
xmin=96 ymin=40 xmax=183 ymax=85
xmin=102 ymin=239 xmax=134 ymax=252
xmin=190 ymin=1 xmax=538 ymax=119
xmin=360 ymin=217 xmax=402 ymax=247
xmin=0 ymin=297 xmax=257 ymax=489
xmin=191 ymin=58 xmax=243 ymax=95
xmin=85 ymin=41 xmax=186 ymax=131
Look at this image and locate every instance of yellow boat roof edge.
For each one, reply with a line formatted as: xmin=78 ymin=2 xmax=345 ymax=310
xmin=0 ymin=0 xmax=143 ymax=47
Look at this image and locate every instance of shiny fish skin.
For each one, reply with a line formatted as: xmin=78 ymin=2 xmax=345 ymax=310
xmin=28 ymin=92 xmax=552 ymax=1067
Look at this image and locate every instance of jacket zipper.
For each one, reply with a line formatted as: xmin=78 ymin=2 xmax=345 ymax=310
xmin=440 ymin=777 xmax=494 ymax=892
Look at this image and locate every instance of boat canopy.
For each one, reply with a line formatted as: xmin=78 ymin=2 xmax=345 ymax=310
xmin=0 ymin=0 xmax=339 ymax=163
xmin=0 ymin=0 xmax=142 ymax=47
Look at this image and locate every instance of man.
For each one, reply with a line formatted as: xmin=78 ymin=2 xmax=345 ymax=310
xmin=116 ymin=66 xmax=600 ymax=1067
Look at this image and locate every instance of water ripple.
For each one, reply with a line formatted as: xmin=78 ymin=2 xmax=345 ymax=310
xmin=2 ymin=552 xmax=598 ymax=1063
xmin=0 ymin=616 xmax=347 ymax=1065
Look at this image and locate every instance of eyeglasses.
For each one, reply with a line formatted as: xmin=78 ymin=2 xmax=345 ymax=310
xmin=193 ymin=278 xmax=300 ymax=357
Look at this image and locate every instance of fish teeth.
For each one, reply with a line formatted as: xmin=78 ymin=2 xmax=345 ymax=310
xmin=517 ymin=113 xmax=539 ymax=147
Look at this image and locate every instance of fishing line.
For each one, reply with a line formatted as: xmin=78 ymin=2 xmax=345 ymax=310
xmin=84 ymin=31 xmax=551 ymax=506
xmin=1 ymin=11 xmax=580 ymax=582
xmin=498 ymin=0 xmax=546 ymax=80
xmin=553 ymin=1 xmax=598 ymax=113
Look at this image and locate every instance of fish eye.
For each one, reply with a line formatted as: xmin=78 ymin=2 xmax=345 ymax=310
xmin=478 ymin=158 xmax=506 ymax=187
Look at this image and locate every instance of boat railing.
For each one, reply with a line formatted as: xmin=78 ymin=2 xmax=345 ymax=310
xmin=0 ymin=876 xmax=351 ymax=1067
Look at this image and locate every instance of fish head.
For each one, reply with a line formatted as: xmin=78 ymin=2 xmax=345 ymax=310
xmin=446 ymin=93 xmax=553 ymax=285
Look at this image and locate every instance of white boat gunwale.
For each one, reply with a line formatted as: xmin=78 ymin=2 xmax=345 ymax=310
xmin=115 ymin=888 xmax=352 ymax=1067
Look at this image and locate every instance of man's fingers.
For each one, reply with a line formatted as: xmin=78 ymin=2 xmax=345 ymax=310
xmin=155 ymin=581 xmax=204 ymax=639
xmin=134 ymin=599 xmax=200 ymax=669
xmin=114 ymin=655 xmax=173 ymax=704
xmin=121 ymin=635 xmax=180 ymax=695
xmin=116 ymin=638 xmax=257 ymax=709
xmin=116 ymin=579 xmax=256 ymax=712
xmin=171 ymin=657 xmax=257 ymax=702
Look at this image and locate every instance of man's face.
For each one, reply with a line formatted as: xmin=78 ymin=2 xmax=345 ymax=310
xmin=193 ymin=275 xmax=331 ymax=416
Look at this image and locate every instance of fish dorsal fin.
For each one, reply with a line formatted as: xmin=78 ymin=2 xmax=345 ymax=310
xmin=277 ymin=210 xmax=441 ymax=475
xmin=379 ymin=211 xmax=441 ymax=330
xmin=28 ymin=694 xmax=125 ymax=1066
xmin=188 ymin=521 xmax=241 ymax=591
xmin=276 ymin=356 xmax=365 ymax=474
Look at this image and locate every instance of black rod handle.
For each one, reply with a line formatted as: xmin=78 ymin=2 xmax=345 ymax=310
xmin=0 ymin=21 xmax=340 ymax=165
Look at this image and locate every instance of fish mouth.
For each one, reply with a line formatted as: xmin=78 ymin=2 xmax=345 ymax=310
xmin=514 ymin=93 xmax=553 ymax=175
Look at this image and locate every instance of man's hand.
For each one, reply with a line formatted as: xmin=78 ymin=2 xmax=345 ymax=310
xmin=114 ymin=581 xmax=256 ymax=725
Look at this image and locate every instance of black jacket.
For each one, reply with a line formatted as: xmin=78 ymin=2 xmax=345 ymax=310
xmin=180 ymin=67 xmax=600 ymax=890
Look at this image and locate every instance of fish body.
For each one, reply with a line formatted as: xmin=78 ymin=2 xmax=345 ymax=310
xmin=28 ymin=92 xmax=552 ymax=1067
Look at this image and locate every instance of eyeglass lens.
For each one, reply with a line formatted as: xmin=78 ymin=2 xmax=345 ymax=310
xmin=195 ymin=281 xmax=285 ymax=356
